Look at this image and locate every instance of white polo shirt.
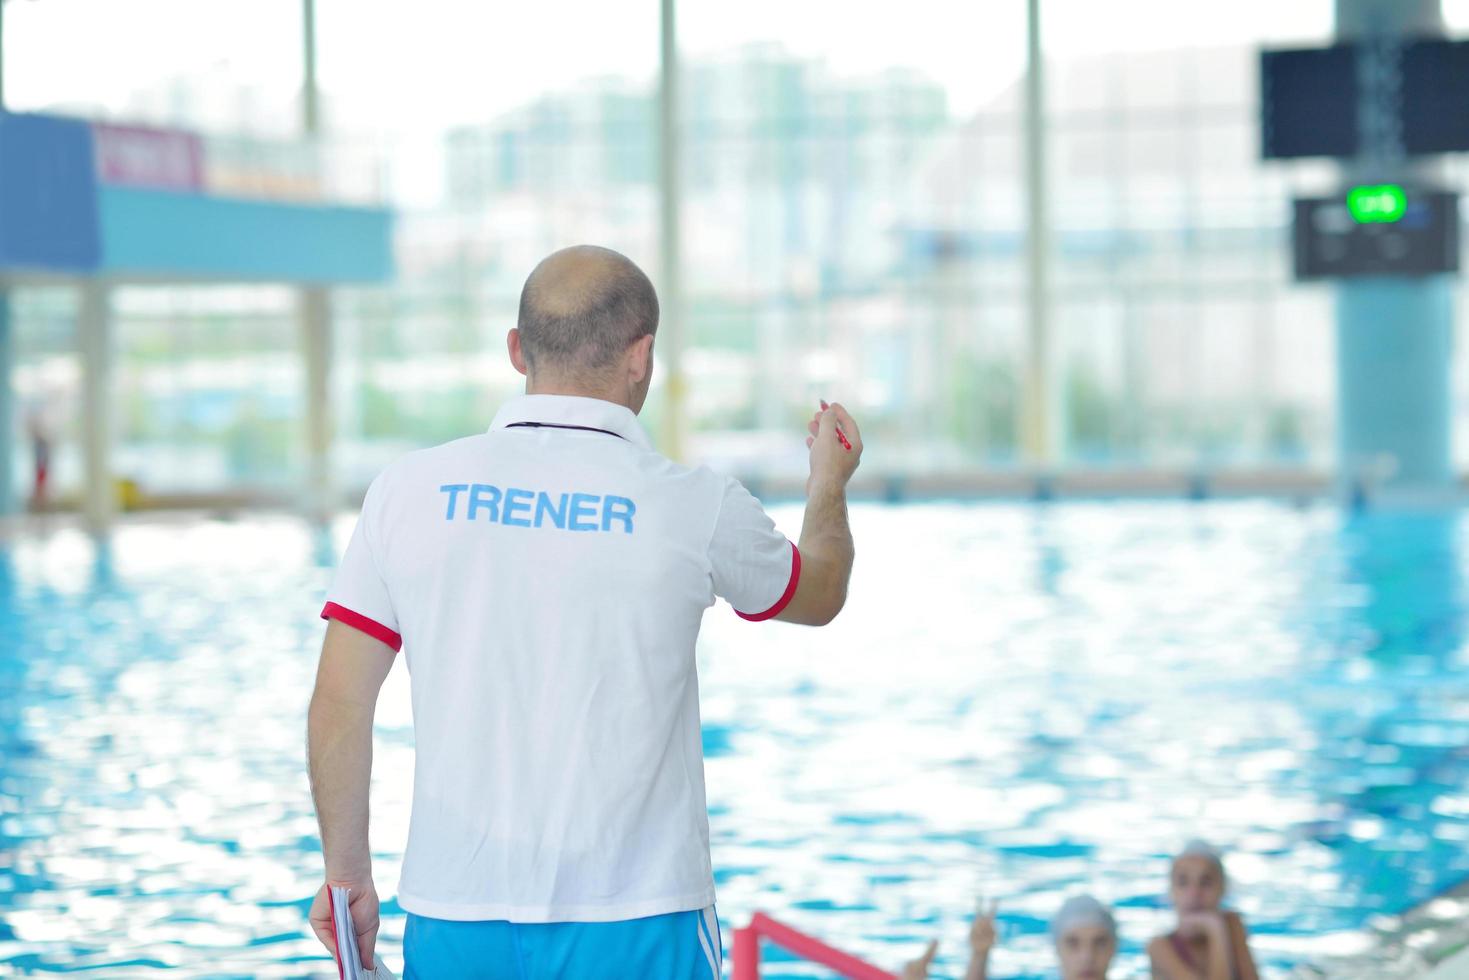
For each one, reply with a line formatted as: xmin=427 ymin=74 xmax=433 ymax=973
xmin=320 ymin=394 xmax=800 ymax=923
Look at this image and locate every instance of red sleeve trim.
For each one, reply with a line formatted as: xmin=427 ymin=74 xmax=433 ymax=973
xmin=735 ymin=541 xmax=801 ymax=622
xmin=321 ymin=601 xmax=403 ymax=652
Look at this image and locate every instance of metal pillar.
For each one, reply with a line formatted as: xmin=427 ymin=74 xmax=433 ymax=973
xmin=302 ymin=0 xmax=319 ymax=136
xmin=1334 ymin=0 xmax=1452 ymax=494
xmin=300 ymin=0 xmax=334 ymax=516
xmin=302 ymin=288 xmax=333 ymax=518
xmin=1335 ymin=0 xmax=1441 ymax=37
xmin=1021 ymin=0 xmax=1056 ymax=464
xmin=79 ymin=283 xmax=113 ymax=528
xmin=1337 ymin=281 xmax=1452 ymax=486
xmin=657 ymin=0 xmax=686 ymax=461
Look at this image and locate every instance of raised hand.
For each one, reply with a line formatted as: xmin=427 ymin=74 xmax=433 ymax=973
xmin=1178 ymin=909 xmax=1227 ymax=941
xmin=970 ymin=899 xmax=999 ymax=958
xmin=901 ymin=939 xmax=939 ymax=980
xmin=805 ymin=399 xmax=862 ymax=496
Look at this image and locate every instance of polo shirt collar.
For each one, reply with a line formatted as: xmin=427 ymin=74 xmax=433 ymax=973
xmin=489 ymin=394 xmax=653 ymax=450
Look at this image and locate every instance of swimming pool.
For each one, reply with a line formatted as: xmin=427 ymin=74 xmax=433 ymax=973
xmin=1 ymin=501 xmax=1466 ymax=977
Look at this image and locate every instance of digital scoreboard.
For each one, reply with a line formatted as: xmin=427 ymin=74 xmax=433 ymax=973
xmin=1262 ymin=38 xmax=1469 ymax=159
xmin=1293 ymin=185 xmax=1459 ymax=280
xmin=1261 ymin=45 xmax=1359 ymax=159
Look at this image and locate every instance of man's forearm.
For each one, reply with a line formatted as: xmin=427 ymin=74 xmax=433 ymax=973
xmin=798 ymin=478 xmax=855 ymax=610
xmin=306 ymin=693 xmax=375 ymax=881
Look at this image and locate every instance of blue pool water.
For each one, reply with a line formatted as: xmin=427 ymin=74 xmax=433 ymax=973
xmin=2 ymin=502 xmax=1467 ymax=977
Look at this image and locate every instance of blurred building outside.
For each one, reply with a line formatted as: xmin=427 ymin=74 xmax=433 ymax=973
xmin=16 ymin=3 xmax=1469 ymax=513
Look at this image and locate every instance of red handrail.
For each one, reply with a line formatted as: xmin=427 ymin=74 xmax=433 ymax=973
xmin=730 ymin=911 xmax=897 ymax=980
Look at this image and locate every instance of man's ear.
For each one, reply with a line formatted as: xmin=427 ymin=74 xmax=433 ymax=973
xmin=508 ymin=328 xmax=529 ymax=377
xmin=628 ymin=334 xmax=655 ymax=385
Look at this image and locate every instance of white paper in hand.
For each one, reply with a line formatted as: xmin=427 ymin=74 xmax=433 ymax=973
xmin=328 ymin=885 xmax=397 ymax=980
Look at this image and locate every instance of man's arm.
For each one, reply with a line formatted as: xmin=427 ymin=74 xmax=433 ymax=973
xmin=308 ymin=618 xmax=395 ymax=877
xmin=777 ymin=402 xmax=861 ymax=626
xmin=305 ymin=618 xmax=396 ymax=967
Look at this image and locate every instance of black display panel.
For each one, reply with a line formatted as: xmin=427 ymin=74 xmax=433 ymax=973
xmin=1293 ymin=189 xmax=1459 ymax=280
xmin=1261 ymin=46 xmax=1360 ymax=159
xmin=1401 ymin=38 xmax=1469 ymax=154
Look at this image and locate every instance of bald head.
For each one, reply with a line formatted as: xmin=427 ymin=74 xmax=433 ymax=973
xmin=516 ymin=246 xmax=659 ymax=380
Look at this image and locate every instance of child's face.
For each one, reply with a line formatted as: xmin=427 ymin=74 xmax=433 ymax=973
xmin=1170 ymin=855 xmax=1225 ymax=914
xmin=1056 ymin=923 xmax=1115 ymax=980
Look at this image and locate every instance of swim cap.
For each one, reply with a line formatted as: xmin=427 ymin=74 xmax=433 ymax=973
xmin=1050 ymin=894 xmax=1116 ymax=941
xmin=1176 ymin=839 xmax=1226 ymax=879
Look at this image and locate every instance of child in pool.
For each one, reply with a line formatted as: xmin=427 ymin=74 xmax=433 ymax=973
xmin=1147 ymin=840 xmax=1259 ymax=980
xmin=902 ymin=894 xmax=1117 ymax=980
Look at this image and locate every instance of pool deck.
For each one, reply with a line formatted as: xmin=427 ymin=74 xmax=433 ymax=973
xmin=1310 ymin=880 xmax=1469 ymax=978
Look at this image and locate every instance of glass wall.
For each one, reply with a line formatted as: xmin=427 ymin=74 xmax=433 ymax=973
xmin=667 ymin=0 xmax=1337 ymax=474
xmin=1043 ymin=20 xmax=1338 ymax=467
xmin=12 ymin=290 xmax=81 ymax=505
xmin=324 ymin=0 xmax=1341 ymax=481
xmin=315 ymin=0 xmax=662 ymax=480
xmin=110 ymin=287 xmax=304 ymax=496
xmin=12 ymin=285 xmax=309 ymax=504
xmin=17 ymin=0 xmax=1469 ymax=498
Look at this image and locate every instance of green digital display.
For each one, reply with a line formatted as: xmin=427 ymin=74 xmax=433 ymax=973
xmin=1347 ymin=184 xmax=1408 ymax=223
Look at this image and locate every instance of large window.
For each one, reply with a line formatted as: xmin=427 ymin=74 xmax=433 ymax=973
xmin=314 ymin=0 xmax=661 ymax=475
xmin=662 ymin=0 xmax=1337 ymax=472
xmin=1045 ymin=23 xmax=1338 ymax=467
xmin=16 ymin=0 xmax=1461 ymax=496
xmin=12 ymin=290 xmax=81 ymax=506
xmin=656 ymin=5 xmax=1028 ymax=474
xmin=111 ymin=287 xmax=304 ymax=496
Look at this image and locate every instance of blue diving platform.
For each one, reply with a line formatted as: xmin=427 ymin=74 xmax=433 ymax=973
xmin=0 ymin=111 xmax=393 ymax=284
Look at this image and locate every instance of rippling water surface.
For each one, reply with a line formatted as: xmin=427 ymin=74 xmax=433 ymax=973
xmin=2 ymin=502 xmax=1468 ymax=977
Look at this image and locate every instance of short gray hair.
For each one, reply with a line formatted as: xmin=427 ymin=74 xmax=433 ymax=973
xmin=516 ymin=245 xmax=659 ymax=375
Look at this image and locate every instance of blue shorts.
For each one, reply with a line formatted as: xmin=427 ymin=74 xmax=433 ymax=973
xmin=402 ymin=906 xmax=723 ymax=980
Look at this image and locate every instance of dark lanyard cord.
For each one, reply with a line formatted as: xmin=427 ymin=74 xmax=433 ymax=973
xmin=505 ymin=421 xmax=627 ymax=441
